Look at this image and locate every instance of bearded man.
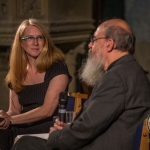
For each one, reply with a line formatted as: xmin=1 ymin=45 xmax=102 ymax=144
xmin=12 ymin=19 xmax=150 ymax=150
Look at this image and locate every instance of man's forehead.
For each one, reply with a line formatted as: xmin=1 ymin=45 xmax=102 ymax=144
xmin=94 ymin=25 xmax=105 ymax=36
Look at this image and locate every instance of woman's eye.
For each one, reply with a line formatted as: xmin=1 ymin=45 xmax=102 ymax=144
xmin=28 ymin=36 xmax=34 ymax=40
xmin=37 ymin=36 xmax=43 ymax=39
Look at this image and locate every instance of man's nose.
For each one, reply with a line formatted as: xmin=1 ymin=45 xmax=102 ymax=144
xmin=88 ymin=42 xmax=93 ymax=48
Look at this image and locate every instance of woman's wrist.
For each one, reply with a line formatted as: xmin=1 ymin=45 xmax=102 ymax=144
xmin=9 ymin=116 xmax=13 ymax=125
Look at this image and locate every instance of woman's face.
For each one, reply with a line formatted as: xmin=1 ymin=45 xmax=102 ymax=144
xmin=21 ymin=25 xmax=45 ymax=59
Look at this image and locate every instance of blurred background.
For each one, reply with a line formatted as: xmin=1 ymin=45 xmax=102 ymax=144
xmin=0 ymin=0 xmax=150 ymax=111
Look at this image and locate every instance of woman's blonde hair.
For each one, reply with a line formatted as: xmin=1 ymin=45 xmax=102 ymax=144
xmin=5 ymin=18 xmax=64 ymax=92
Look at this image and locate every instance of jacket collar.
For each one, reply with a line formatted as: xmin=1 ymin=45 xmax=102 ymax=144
xmin=106 ymin=54 xmax=135 ymax=71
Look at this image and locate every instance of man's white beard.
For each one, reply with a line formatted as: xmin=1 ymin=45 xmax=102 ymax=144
xmin=78 ymin=49 xmax=105 ymax=87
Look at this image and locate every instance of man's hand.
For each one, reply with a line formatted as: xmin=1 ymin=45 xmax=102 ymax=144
xmin=49 ymin=118 xmax=68 ymax=134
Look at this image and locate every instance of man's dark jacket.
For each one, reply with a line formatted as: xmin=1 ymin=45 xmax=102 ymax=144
xmin=48 ymin=54 xmax=150 ymax=150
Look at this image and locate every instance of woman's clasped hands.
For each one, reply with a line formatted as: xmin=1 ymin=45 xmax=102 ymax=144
xmin=0 ymin=110 xmax=12 ymax=129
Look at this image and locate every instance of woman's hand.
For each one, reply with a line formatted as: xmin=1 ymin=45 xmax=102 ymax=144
xmin=0 ymin=110 xmax=12 ymax=129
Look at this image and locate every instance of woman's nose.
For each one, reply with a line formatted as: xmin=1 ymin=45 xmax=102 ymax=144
xmin=33 ymin=39 xmax=38 ymax=45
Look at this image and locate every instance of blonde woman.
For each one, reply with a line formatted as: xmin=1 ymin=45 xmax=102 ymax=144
xmin=0 ymin=18 xmax=71 ymax=150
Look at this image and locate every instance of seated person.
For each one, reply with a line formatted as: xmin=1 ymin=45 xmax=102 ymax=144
xmin=0 ymin=18 xmax=71 ymax=150
xmin=11 ymin=18 xmax=150 ymax=150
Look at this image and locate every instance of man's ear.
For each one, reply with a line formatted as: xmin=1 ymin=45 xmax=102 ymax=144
xmin=106 ymin=39 xmax=116 ymax=52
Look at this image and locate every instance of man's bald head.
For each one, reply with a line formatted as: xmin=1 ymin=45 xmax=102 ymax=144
xmin=98 ymin=19 xmax=135 ymax=54
xmin=101 ymin=19 xmax=132 ymax=34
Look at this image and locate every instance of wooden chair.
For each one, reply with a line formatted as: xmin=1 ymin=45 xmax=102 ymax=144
xmin=134 ymin=118 xmax=150 ymax=150
xmin=68 ymin=92 xmax=88 ymax=113
xmin=139 ymin=118 xmax=149 ymax=150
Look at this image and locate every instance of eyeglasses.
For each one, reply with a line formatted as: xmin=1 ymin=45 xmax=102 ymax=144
xmin=22 ymin=35 xmax=44 ymax=43
xmin=90 ymin=35 xmax=106 ymax=44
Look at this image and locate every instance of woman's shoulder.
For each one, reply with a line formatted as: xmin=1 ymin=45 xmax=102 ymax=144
xmin=47 ymin=60 xmax=68 ymax=71
xmin=45 ymin=60 xmax=71 ymax=80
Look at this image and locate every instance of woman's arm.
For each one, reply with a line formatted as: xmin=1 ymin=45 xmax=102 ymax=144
xmin=0 ymin=90 xmax=22 ymax=129
xmin=7 ymin=90 xmax=22 ymax=116
xmin=10 ymin=74 xmax=69 ymax=124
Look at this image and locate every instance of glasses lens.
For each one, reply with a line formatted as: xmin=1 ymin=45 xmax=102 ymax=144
xmin=28 ymin=36 xmax=34 ymax=42
xmin=90 ymin=35 xmax=94 ymax=43
xmin=36 ymin=36 xmax=44 ymax=40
